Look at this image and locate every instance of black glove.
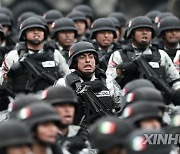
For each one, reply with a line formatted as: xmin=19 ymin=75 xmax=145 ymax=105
xmin=7 ymin=62 xmax=24 ymax=77
xmin=116 ymin=61 xmax=138 ymax=74
xmin=172 ymin=90 xmax=180 ymax=105
xmin=65 ymin=136 xmax=87 ymax=153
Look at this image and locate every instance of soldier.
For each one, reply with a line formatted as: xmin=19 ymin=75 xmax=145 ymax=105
xmin=43 ymin=9 xmax=63 ymax=33
xmin=56 ymin=41 xmax=122 ymax=125
xmin=43 ymin=86 xmax=90 ymax=154
xmin=8 ymin=94 xmax=41 ymax=119
xmin=0 ymin=120 xmax=32 ymax=154
xmin=0 ymin=17 xmax=70 ymax=94
xmin=90 ymin=17 xmax=121 ymax=71
xmin=89 ymin=116 xmax=134 ymax=154
xmin=17 ymin=103 xmax=63 ymax=154
xmin=73 ymin=4 xmax=94 ymax=39
xmin=67 ymin=11 xmax=88 ymax=42
xmin=51 ymin=18 xmax=77 ymax=62
xmin=157 ymin=16 xmax=180 ymax=72
xmin=106 ymin=16 xmax=180 ymax=104
xmin=122 ymin=101 xmax=162 ymax=129
xmin=108 ymin=12 xmax=127 ymax=42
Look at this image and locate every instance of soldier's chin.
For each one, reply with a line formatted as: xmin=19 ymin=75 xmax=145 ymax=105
xmin=29 ymin=39 xmax=42 ymax=45
xmin=139 ymin=41 xmax=149 ymax=49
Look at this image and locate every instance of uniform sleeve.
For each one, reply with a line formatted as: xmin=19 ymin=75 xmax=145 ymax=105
xmin=106 ymin=50 xmax=123 ymax=79
xmin=55 ymin=77 xmax=66 ymax=86
xmin=173 ymin=50 xmax=180 ymax=73
xmin=159 ymin=49 xmax=180 ymax=90
xmin=54 ymin=49 xmax=71 ymax=77
xmin=0 ymin=50 xmax=19 ymax=85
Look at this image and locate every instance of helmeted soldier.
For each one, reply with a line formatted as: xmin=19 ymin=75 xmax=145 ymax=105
xmin=106 ymin=16 xmax=180 ymax=104
xmin=0 ymin=16 xmax=70 ymax=94
xmin=8 ymin=93 xmax=41 ymax=119
xmin=17 ymin=103 xmax=63 ymax=154
xmin=73 ymin=4 xmax=94 ymax=39
xmin=0 ymin=120 xmax=32 ymax=154
xmin=67 ymin=11 xmax=88 ymax=42
xmin=56 ymin=41 xmax=122 ymax=125
xmin=90 ymin=17 xmax=121 ymax=71
xmin=51 ymin=18 xmax=77 ymax=62
xmin=156 ymin=16 xmax=180 ymax=72
xmin=43 ymin=9 xmax=63 ymax=33
xmin=122 ymin=101 xmax=162 ymax=129
xmin=43 ymin=85 xmax=90 ymax=154
xmin=89 ymin=116 xmax=134 ymax=154
xmin=108 ymin=12 xmax=127 ymax=42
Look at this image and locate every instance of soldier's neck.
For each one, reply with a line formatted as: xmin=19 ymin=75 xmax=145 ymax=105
xmin=32 ymin=142 xmax=47 ymax=154
xmin=27 ymin=43 xmax=43 ymax=51
xmin=59 ymin=127 xmax=68 ymax=136
xmin=163 ymin=41 xmax=178 ymax=50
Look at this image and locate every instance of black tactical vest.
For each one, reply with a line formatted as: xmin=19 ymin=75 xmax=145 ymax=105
xmin=117 ymin=44 xmax=166 ymax=88
xmin=13 ymin=49 xmax=60 ymax=93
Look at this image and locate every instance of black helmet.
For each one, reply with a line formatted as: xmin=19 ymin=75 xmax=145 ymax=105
xmin=19 ymin=16 xmax=47 ymax=41
xmin=121 ymin=87 xmax=165 ymax=111
xmin=145 ymin=10 xmax=161 ymax=23
xmin=0 ymin=24 xmax=5 ymax=41
xmin=108 ymin=17 xmax=121 ymax=29
xmin=0 ymin=7 xmax=13 ymax=24
xmin=125 ymin=129 xmax=172 ymax=154
xmin=157 ymin=16 xmax=180 ymax=37
xmin=73 ymin=5 xmax=93 ymax=21
xmin=18 ymin=12 xmax=36 ymax=28
xmin=43 ymin=86 xmax=78 ymax=106
xmin=68 ymin=41 xmax=98 ymax=69
xmin=126 ymin=16 xmax=154 ymax=39
xmin=8 ymin=94 xmax=41 ymax=119
xmin=89 ymin=116 xmax=134 ymax=152
xmin=0 ymin=120 xmax=32 ymax=149
xmin=51 ymin=17 xmax=77 ymax=39
xmin=43 ymin=9 xmax=63 ymax=24
xmin=0 ymin=13 xmax=11 ymax=28
xmin=154 ymin=12 xmax=174 ymax=24
xmin=90 ymin=18 xmax=117 ymax=39
xmin=67 ymin=11 xmax=88 ymax=28
xmin=122 ymin=79 xmax=155 ymax=96
xmin=122 ymin=101 xmax=162 ymax=126
xmin=108 ymin=12 xmax=127 ymax=27
xmin=17 ymin=103 xmax=60 ymax=130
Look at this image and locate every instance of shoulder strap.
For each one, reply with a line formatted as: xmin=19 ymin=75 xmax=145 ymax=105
xmin=65 ymin=72 xmax=81 ymax=90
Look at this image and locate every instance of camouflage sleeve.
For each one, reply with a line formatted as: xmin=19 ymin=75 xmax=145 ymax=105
xmin=173 ymin=50 xmax=180 ymax=73
xmin=159 ymin=49 xmax=180 ymax=90
xmin=54 ymin=49 xmax=71 ymax=77
xmin=0 ymin=50 xmax=19 ymax=85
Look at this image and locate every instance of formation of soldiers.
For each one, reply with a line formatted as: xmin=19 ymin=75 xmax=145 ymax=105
xmin=0 ymin=4 xmax=179 ymax=154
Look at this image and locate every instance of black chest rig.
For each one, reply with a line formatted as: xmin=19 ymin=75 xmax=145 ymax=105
xmin=65 ymin=70 xmax=114 ymax=110
xmin=118 ymin=44 xmax=166 ymax=87
xmin=13 ymin=48 xmax=60 ymax=93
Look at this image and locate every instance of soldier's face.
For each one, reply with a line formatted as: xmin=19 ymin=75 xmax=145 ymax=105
xmin=7 ymin=145 xmax=31 ymax=154
xmin=96 ymin=30 xmax=114 ymax=48
xmin=76 ymin=52 xmax=96 ymax=76
xmin=133 ymin=27 xmax=152 ymax=46
xmin=164 ymin=29 xmax=180 ymax=44
xmin=36 ymin=122 xmax=58 ymax=143
xmin=57 ymin=30 xmax=75 ymax=47
xmin=139 ymin=118 xmax=161 ymax=130
xmin=2 ymin=25 xmax=9 ymax=35
xmin=75 ymin=20 xmax=86 ymax=35
xmin=54 ymin=103 xmax=75 ymax=126
xmin=25 ymin=27 xmax=45 ymax=44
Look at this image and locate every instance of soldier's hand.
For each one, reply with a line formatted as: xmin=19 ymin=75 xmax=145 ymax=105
xmin=116 ymin=61 xmax=138 ymax=75
xmin=172 ymin=90 xmax=180 ymax=105
xmin=66 ymin=136 xmax=87 ymax=152
xmin=7 ymin=62 xmax=23 ymax=77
